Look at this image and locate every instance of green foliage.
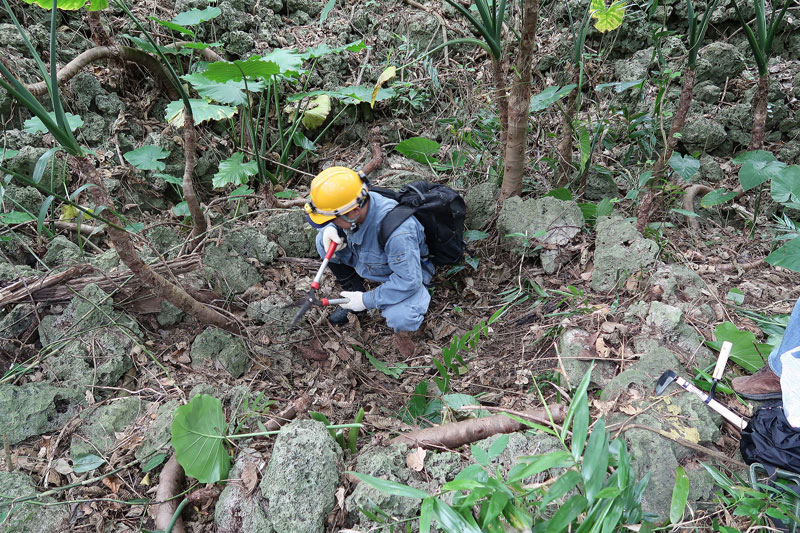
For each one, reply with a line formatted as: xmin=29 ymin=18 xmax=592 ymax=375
xmin=171 ymin=394 xmax=231 ymax=483
xmin=732 ymin=0 xmax=792 ymax=75
xmin=363 ymin=368 xmax=658 ymax=532
xmin=395 ymin=137 xmax=441 ymax=165
xmin=589 ymin=0 xmax=625 ymax=32
xmin=670 ymin=466 xmax=690 ymax=524
xmin=668 ymin=153 xmax=700 ymax=182
xmin=707 ymin=322 xmax=772 ymax=373
xmin=700 ymin=188 xmax=738 ymax=208
xmin=213 ymin=152 xmax=259 ymax=188
xmin=72 ymin=453 xmax=106 ymax=473
xmin=24 ymin=112 xmax=84 ymax=134
xmin=309 ymin=407 xmax=365 ymax=454
xmin=164 ymin=98 xmax=237 ymax=127
xmin=442 ymin=0 xmax=506 ymax=59
xmin=529 ymin=85 xmax=577 ymax=112
xmin=704 ymin=463 xmax=800 ymax=531
xmin=22 ymin=0 xmax=107 ymax=10
xmin=123 ymin=145 xmax=171 ymax=171
xmin=171 ymin=6 xmax=221 ymax=25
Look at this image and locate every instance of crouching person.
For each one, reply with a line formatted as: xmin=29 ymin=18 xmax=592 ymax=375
xmin=304 ymin=166 xmax=434 ymax=357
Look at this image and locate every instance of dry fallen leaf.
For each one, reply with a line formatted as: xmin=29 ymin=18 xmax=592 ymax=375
xmin=102 ymin=474 xmax=123 ymax=494
xmin=241 ymin=463 xmax=260 ymax=493
xmin=336 ymin=487 xmax=346 ymax=509
xmin=592 ymin=399 xmax=616 ymax=416
xmin=594 ymin=335 xmax=611 ymax=358
xmin=406 ymin=447 xmax=426 ymax=472
xmin=141 ymin=472 xmax=150 ymax=486
xmin=53 ymin=458 xmax=73 ymax=475
xmin=619 ymin=404 xmax=642 ymax=416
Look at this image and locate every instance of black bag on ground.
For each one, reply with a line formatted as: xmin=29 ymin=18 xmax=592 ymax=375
xmin=371 ymin=181 xmax=467 ymax=266
xmin=740 ymin=402 xmax=800 ymax=474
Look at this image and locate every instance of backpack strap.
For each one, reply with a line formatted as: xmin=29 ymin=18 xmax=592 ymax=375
xmin=378 ymin=205 xmax=416 ymax=249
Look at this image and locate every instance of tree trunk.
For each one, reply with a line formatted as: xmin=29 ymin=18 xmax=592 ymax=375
xmin=555 ymin=66 xmax=579 ymax=187
xmin=635 ymin=68 xmax=697 ymax=233
xmin=498 ymin=0 xmax=539 ymax=202
xmin=749 ymin=74 xmax=769 ymax=151
xmin=181 ymin=112 xmax=207 ymax=251
xmin=76 ymin=157 xmax=236 ymax=332
xmin=492 ymin=56 xmax=509 ymax=148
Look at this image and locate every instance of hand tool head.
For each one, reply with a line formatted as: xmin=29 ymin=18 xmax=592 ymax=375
xmin=655 ymin=370 xmax=677 ymax=395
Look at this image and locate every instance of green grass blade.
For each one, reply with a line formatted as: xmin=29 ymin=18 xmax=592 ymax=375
xmin=37 ymin=195 xmax=56 ymax=236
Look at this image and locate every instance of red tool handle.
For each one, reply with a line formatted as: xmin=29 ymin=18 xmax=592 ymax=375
xmin=321 ymin=298 xmax=350 ymax=306
xmin=311 ymin=241 xmax=337 ymax=290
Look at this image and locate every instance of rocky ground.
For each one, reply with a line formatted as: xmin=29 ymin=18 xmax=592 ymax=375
xmin=1 ymin=0 xmax=800 ymax=531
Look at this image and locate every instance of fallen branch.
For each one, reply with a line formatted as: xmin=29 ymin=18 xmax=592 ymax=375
xmin=154 ymin=455 xmax=186 ymax=533
xmin=25 ymin=46 xmax=177 ymax=100
xmin=391 ymin=404 xmax=566 ymax=450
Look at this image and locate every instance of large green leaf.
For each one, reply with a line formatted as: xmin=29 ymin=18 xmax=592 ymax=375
xmin=0 ymin=148 xmax=19 ymax=162
xmin=700 ymin=188 xmax=737 ymax=208
xmin=182 ymin=73 xmax=264 ymax=106
xmin=541 ymin=470 xmax=582 ymax=506
xmin=0 ymin=211 xmax=36 ymax=224
xmin=582 ymin=417 xmax=609 ymax=504
xmin=765 ymin=236 xmax=800 ymax=273
xmin=149 ymin=17 xmax=195 ymax=37
xmin=301 ymin=94 xmax=331 ymax=129
xmin=544 ymin=494 xmax=588 ymax=532
xmin=734 ymin=150 xmax=785 ymax=191
xmin=395 ymin=137 xmax=440 ymax=164
xmin=21 ymin=0 xmax=107 ymax=10
xmin=299 ymin=40 xmax=365 ymax=60
xmin=529 ymin=84 xmax=577 ymax=112
xmin=709 ymin=322 xmax=772 ymax=373
xmin=431 ymin=499 xmax=482 ymax=533
xmin=590 ymin=0 xmax=625 ymax=32
xmin=669 ymin=466 xmax=690 ymax=524
xmin=123 ymin=145 xmax=170 ymax=171
xmin=204 ymin=56 xmax=282 ymax=83
xmin=171 ymin=394 xmax=230 ymax=483
xmin=507 ymin=450 xmax=573 ymax=483
xmin=24 ymin=112 xmax=83 ymax=134
xmin=172 ymin=6 xmax=221 ymax=25
xmin=261 ymin=48 xmax=304 ymax=75
xmin=668 ymin=153 xmax=700 ymax=181
xmin=72 ymin=453 xmax=105 ymax=473
xmin=213 ymin=152 xmax=258 ymax=188
xmin=770 ymin=165 xmax=800 ymax=204
xmin=164 ymin=99 xmax=236 ymax=127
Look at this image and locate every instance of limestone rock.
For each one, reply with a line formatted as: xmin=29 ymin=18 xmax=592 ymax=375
xmin=557 ymin=328 xmax=619 ymax=389
xmin=0 ymin=383 xmax=83 ymax=445
xmin=265 ymin=209 xmax=318 ymax=258
xmin=226 ymin=227 xmax=279 ymax=264
xmin=70 ymin=397 xmax=147 ymax=458
xmin=43 ymin=235 xmax=82 ymax=266
xmin=680 ymin=116 xmax=727 ymax=153
xmin=498 ymin=196 xmax=584 ymax=273
xmin=0 ymin=304 xmax=35 ymax=353
xmin=4 ymin=185 xmax=42 ymax=214
xmin=696 ymin=42 xmax=745 ymax=85
xmin=191 ymin=327 xmax=252 ymax=378
xmin=134 ymin=400 xmax=180 ymax=464
xmin=215 ymin=448 xmax=272 ymax=533
xmin=202 ymin=242 xmax=261 ymax=297
xmin=591 ymin=216 xmax=658 ymax=292
xmin=0 ymin=471 xmax=70 ymax=532
xmin=38 ymin=284 xmax=138 ymax=394
xmin=261 ymin=420 xmax=341 ymax=533
xmin=464 ymin=180 xmax=499 ymax=230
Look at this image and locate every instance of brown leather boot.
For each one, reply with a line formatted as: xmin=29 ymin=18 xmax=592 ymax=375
xmin=394 ymin=331 xmax=417 ymax=358
xmin=731 ymin=365 xmax=782 ymax=400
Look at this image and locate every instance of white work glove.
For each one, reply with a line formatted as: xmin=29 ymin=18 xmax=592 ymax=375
xmin=322 ymin=225 xmax=345 ymax=252
xmin=340 ymin=291 xmax=366 ymax=312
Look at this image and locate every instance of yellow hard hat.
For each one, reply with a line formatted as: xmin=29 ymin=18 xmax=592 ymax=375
xmin=304 ymin=167 xmax=368 ymax=225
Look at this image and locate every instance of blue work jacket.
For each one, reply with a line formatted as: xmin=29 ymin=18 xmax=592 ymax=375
xmin=322 ymin=191 xmax=434 ymax=310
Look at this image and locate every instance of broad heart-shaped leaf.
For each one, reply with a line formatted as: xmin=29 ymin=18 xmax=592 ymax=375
xmin=710 ymin=321 xmax=772 ymax=373
xmin=213 ymin=152 xmax=258 ymax=188
xmin=0 ymin=148 xmax=19 ymax=162
xmin=172 ymin=6 xmax=221 ymax=25
xmin=164 ymin=99 xmax=237 ymax=127
xmin=770 ymin=165 xmax=800 ymax=204
xmin=204 ymin=56 xmax=282 ymax=83
xmin=765 ymin=236 xmax=800 ymax=273
xmin=171 ymin=394 xmax=230 ymax=483
xmin=735 ymin=150 xmax=785 ymax=191
xmin=529 ymin=84 xmax=576 ymax=112
xmin=262 ymin=48 xmax=304 ymax=75
xmin=123 ymin=145 xmax=170 ymax=171
xmin=22 ymin=0 xmax=107 ymax=10
xmin=669 ymin=152 xmax=700 ymax=181
xmin=301 ymin=94 xmax=331 ymax=129
xmin=670 ymin=466 xmax=690 ymax=524
xmin=182 ymin=73 xmax=265 ymax=106
xmin=700 ymin=188 xmax=737 ymax=208
xmin=590 ymin=0 xmax=625 ymax=32
xmin=395 ymin=137 xmax=440 ymax=164
xmin=24 ymin=112 xmax=83 ymax=134
xmin=371 ymin=66 xmax=397 ymax=108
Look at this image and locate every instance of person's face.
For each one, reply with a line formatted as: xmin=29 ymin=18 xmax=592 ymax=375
xmin=331 ymin=202 xmax=367 ymax=229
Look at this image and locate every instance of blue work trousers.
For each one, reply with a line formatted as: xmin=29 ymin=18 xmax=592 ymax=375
xmin=769 ymin=297 xmax=800 ymax=376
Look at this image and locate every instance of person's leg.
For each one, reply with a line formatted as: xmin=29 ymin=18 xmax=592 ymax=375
xmin=381 ymin=285 xmax=431 ymax=333
xmin=315 ymin=232 xmax=366 ymax=325
xmin=769 ymin=297 xmax=800 ymax=376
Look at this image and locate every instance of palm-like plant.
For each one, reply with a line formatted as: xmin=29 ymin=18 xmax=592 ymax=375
xmin=732 ymin=0 xmax=791 ymax=150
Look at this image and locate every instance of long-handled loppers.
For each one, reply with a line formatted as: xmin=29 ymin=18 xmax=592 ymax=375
xmin=289 ymin=241 xmax=349 ymax=327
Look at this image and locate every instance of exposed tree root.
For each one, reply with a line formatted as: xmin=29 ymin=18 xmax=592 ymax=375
xmin=153 ymin=455 xmax=186 ymax=533
xmin=25 ymin=46 xmax=178 ymax=100
xmin=391 ymin=404 xmax=566 ymax=449
xmin=265 ymin=395 xmax=310 ymax=431
xmin=682 ymin=184 xmax=713 ymax=232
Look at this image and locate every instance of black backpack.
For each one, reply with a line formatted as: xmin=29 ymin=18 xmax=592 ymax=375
xmin=370 ymin=181 xmax=467 ymax=266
